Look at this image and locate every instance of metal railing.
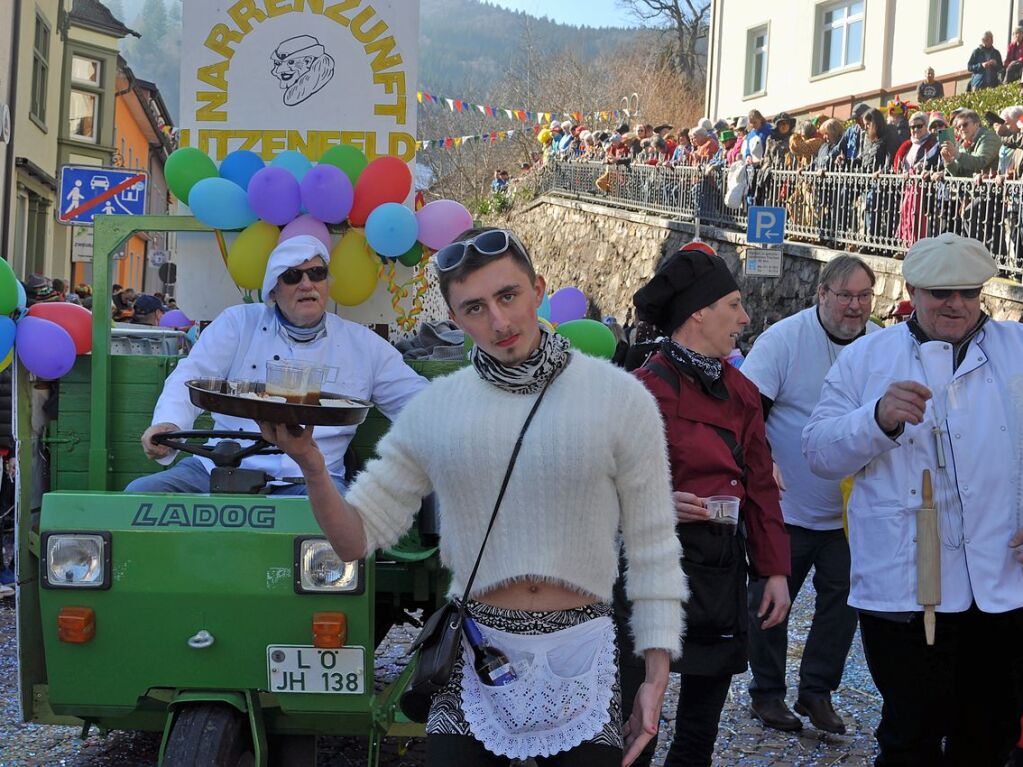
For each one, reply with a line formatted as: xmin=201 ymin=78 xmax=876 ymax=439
xmin=531 ymin=160 xmax=1023 ymax=280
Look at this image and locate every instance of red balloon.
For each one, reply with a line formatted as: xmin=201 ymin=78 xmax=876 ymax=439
xmin=347 ymin=156 xmax=412 ymax=226
xmin=27 ymin=302 xmax=93 ymax=354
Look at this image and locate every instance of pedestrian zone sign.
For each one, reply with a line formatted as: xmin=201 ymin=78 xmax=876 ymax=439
xmin=747 ymin=206 xmax=785 ymax=244
xmin=58 ymin=165 xmax=147 ymax=226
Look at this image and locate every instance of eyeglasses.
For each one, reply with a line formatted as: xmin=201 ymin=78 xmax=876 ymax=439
xmin=910 ymin=123 xmax=926 ymax=130
xmin=925 ymin=287 xmax=982 ymax=300
xmin=929 ymin=122 xmax=946 ymax=129
xmin=279 ymin=265 xmax=329 ymax=285
xmin=434 ymin=229 xmax=532 ymax=273
xmin=825 ymin=287 xmax=873 ymax=305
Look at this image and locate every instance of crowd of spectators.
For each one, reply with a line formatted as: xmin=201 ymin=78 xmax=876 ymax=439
xmin=20 ymin=274 xmax=176 ymax=324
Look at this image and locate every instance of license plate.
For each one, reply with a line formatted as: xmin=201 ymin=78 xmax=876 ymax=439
xmin=266 ymin=645 xmax=366 ymax=694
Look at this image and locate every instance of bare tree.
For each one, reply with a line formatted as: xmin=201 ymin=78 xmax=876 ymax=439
xmin=618 ymin=0 xmax=710 ymax=80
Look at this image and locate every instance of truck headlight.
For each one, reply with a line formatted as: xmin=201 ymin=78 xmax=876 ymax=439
xmin=41 ymin=532 xmax=111 ymax=590
xmin=294 ymin=537 xmax=363 ymax=594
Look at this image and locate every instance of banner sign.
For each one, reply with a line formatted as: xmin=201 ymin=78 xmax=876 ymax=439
xmin=178 ymin=1 xmax=418 ymax=162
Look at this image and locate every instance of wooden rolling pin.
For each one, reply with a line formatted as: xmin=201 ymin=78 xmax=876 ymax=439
xmin=916 ymin=469 xmax=941 ymax=645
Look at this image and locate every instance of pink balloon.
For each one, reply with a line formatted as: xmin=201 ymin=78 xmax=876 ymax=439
xmin=279 ymin=214 xmax=332 ymax=252
xmin=16 ymin=316 xmax=77 ymax=379
xmin=415 ymin=200 xmax=474 ymax=250
xmin=549 ymin=287 xmax=588 ymax=325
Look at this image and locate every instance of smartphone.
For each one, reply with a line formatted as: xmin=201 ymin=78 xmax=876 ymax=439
xmin=938 ymin=127 xmax=955 ymax=145
xmin=985 ymin=110 xmax=1004 ymax=127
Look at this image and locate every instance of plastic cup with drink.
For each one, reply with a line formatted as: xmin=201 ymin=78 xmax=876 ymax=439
xmin=705 ymin=495 xmax=740 ymax=534
xmin=265 ymin=360 xmax=328 ymax=405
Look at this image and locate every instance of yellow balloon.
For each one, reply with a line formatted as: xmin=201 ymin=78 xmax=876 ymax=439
xmin=227 ymin=221 xmax=280 ymax=289
xmin=329 ymin=229 xmax=379 ymax=306
xmin=0 ymin=349 xmax=12 ymax=373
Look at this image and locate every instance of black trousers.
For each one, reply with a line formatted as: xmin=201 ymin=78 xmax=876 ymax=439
xmin=859 ymin=605 xmax=1023 ymax=767
xmin=620 ymin=663 xmax=731 ymax=767
xmin=748 ymin=525 xmax=858 ymax=704
xmin=426 ymin=735 xmax=621 ymax=766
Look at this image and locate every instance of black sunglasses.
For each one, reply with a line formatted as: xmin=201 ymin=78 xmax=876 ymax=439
xmin=926 ymin=287 xmax=982 ymax=300
xmin=434 ymin=230 xmax=531 ymax=273
xmin=279 ymin=265 xmax=329 ymax=285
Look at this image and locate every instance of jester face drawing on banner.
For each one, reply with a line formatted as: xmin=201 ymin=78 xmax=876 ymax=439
xmin=270 ymin=35 xmax=336 ymax=106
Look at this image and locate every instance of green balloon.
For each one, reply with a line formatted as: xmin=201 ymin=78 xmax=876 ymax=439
xmin=319 ymin=145 xmax=369 ymax=187
xmin=398 ymin=242 xmax=423 ymax=267
xmin=556 ymin=319 xmax=617 ymax=359
xmin=165 ymin=147 xmax=218 ymax=205
xmin=0 ymin=259 xmax=17 ymax=315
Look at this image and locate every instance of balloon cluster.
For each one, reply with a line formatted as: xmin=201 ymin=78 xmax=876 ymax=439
xmin=164 ymin=146 xmax=473 ymax=307
xmin=540 ymin=286 xmax=618 ymax=360
xmin=0 ymin=261 xmax=93 ymax=379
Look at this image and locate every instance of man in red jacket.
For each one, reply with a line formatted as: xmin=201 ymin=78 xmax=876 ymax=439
xmin=617 ymin=242 xmax=791 ymax=767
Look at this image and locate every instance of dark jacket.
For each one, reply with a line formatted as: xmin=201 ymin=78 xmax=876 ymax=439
xmin=968 ymin=44 xmax=1004 ymax=90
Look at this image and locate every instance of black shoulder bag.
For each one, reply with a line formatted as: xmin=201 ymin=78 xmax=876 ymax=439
xmin=398 ymin=369 xmax=560 ymax=723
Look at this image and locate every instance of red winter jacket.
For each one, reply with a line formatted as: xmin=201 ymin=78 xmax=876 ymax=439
xmin=635 ymin=353 xmax=791 ymax=577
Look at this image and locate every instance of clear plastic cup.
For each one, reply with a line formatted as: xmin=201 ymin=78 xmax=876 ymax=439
xmin=265 ymin=361 xmax=328 ymax=405
xmin=706 ymin=496 xmax=740 ymax=530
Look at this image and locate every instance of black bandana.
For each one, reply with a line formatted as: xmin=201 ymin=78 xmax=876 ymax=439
xmin=661 ymin=339 xmax=728 ymax=400
xmin=471 ymin=325 xmax=571 ymax=394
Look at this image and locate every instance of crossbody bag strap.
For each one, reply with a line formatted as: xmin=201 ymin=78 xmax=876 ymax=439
xmin=456 ymin=360 xmax=568 ymax=613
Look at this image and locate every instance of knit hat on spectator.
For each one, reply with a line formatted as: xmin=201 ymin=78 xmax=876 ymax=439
xmin=909 ymin=111 xmax=929 ymax=126
xmin=928 ymin=111 xmax=946 ymax=127
xmin=633 ymin=242 xmax=739 ymax=335
xmin=25 ymin=275 xmax=60 ymax=306
xmin=902 ymin=233 xmax=997 ymax=289
xmin=713 ymin=119 xmax=730 ymax=132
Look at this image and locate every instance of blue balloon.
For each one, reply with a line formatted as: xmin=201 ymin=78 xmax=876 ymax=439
xmin=365 ymin=203 xmax=419 ymax=258
xmin=0 ymin=317 xmax=14 ymax=358
xmin=188 ymin=177 xmax=258 ymax=230
xmin=270 ymin=150 xmax=313 ymax=182
xmin=538 ymin=292 xmax=551 ymax=321
xmin=14 ymin=280 xmax=26 ymax=309
xmin=219 ymin=150 xmax=265 ymax=190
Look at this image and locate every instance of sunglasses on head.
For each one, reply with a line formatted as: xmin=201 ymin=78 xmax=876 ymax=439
xmin=279 ymin=265 xmax=329 ymax=285
xmin=434 ymin=229 xmax=531 ymax=273
xmin=925 ymin=287 xmax=982 ymax=300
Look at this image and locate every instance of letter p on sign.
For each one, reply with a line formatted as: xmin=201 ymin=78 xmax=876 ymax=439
xmin=747 ymin=206 xmax=786 ymax=244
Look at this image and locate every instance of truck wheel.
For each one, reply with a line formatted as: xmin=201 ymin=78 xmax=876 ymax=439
xmin=163 ymin=703 xmax=255 ymax=767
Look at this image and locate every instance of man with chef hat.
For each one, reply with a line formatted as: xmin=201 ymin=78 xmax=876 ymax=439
xmin=803 ymin=233 xmax=1023 ymax=765
xmin=126 ymin=235 xmax=427 ymax=495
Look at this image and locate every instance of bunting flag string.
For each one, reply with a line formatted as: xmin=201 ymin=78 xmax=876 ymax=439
xmin=417 ymin=129 xmax=522 ymax=151
xmin=417 ymin=90 xmax=626 ymax=127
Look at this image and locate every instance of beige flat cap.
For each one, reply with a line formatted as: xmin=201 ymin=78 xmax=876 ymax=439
xmin=902 ymin=233 xmax=997 ymax=289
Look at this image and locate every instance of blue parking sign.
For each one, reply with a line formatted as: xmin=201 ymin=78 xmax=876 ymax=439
xmin=747 ymin=206 xmax=786 ymax=244
xmin=57 ymin=165 xmax=148 ymax=226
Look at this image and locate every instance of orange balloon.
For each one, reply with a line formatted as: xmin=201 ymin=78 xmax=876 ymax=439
xmin=27 ymin=302 xmax=93 ymax=354
xmin=347 ymin=156 xmax=412 ymax=227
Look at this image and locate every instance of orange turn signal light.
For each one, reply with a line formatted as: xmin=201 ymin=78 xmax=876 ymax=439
xmin=312 ymin=611 xmax=347 ymax=648
xmin=57 ymin=607 xmax=95 ymax=643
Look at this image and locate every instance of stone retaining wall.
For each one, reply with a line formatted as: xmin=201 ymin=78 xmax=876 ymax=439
xmin=487 ymin=196 xmax=1023 ymax=338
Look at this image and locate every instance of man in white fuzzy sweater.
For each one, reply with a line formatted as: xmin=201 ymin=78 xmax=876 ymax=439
xmin=262 ymin=228 xmax=687 ymax=766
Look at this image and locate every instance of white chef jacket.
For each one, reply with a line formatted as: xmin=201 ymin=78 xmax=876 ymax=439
xmin=802 ymin=320 xmax=1023 ymax=614
xmin=742 ymin=307 xmax=878 ymax=530
xmin=151 ymin=303 xmax=429 ymax=480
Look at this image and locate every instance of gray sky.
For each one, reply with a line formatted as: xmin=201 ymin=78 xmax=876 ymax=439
xmin=487 ymin=0 xmax=639 ymax=28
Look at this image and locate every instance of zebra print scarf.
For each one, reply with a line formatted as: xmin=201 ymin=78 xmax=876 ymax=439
xmin=471 ymin=325 xmax=571 ymax=395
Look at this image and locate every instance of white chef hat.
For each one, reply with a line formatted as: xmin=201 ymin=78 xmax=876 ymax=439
xmin=262 ymin=235 xmax=330 ymax=300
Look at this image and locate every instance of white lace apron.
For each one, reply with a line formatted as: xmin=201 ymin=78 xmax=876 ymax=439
xmin=459 ymin=615 xmax=617 ymax=760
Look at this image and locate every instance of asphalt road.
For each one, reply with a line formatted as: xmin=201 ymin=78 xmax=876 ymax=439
xmin=0 ymin=585 xmax=880 ymax=766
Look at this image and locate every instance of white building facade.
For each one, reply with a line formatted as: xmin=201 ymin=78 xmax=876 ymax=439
xmin=706 ymin=0 xmax=1023 ymax=121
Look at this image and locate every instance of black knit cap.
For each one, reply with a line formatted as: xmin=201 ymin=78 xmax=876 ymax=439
xmin=633 ymin=243 xmax=740 ymax=335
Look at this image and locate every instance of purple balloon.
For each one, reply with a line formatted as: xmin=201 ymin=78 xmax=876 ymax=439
xmin=415 ymin=199 xmax=473 ymax=250
xmin=159 ymin=309 xmax=193 ymax=328
xmin=16 ymin=316 xmax=77 ymax=379
xmin=280 ymin=214 xmax=332 ymax=252
xmin=549 ymin=287 xmax=588 ymax=325
xmin=300 ymin=165 xmax=353 ymax=224
xmin=247 ymin=166 xmax=301 ymax=226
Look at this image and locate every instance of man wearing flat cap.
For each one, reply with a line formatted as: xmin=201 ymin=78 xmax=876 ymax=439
xmin=617 ymin=242 xmax=791 ymax=766
xmin=127 ymin=235 xmax=427 ymax=495
xmin=804 ymin=233 xmax=1023 ymax=765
